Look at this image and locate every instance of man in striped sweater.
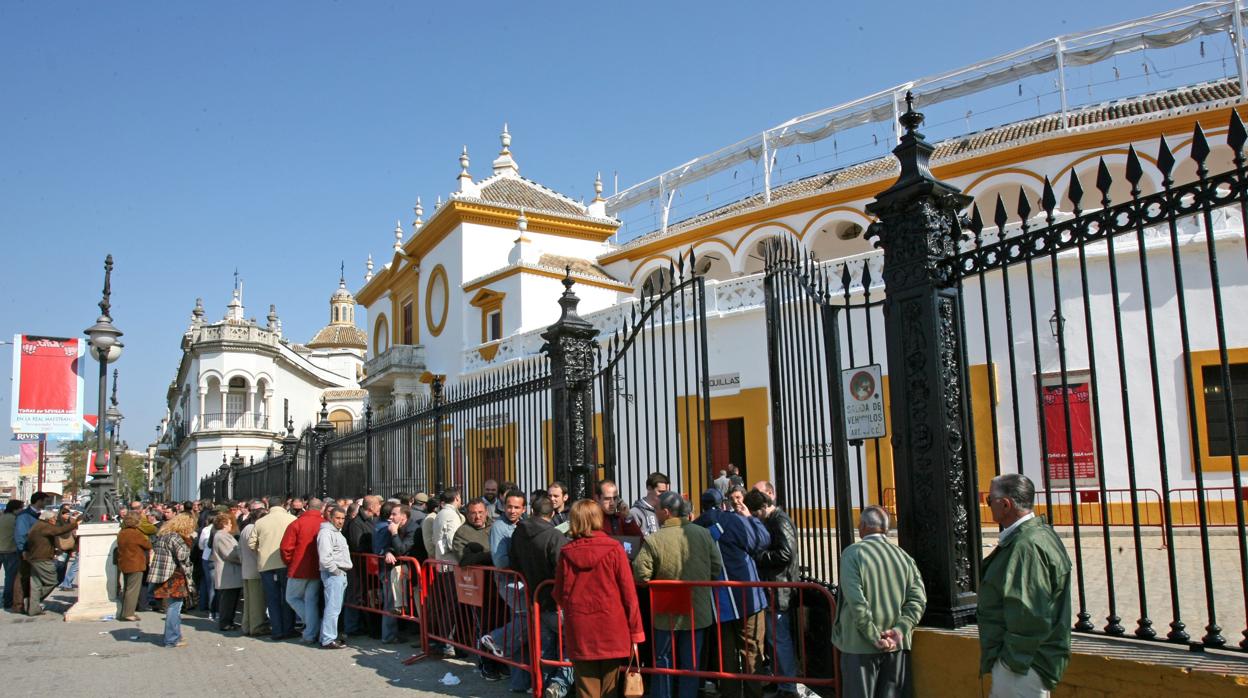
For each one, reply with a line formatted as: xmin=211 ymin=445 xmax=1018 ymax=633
xmin=831 ymin=505 xmax=926 ymax=698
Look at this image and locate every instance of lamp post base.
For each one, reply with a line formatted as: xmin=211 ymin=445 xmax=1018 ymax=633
xmin=83 ymin=478 xmax=119 ymax=523
xmin=63 ymin=522 xmax=121 ymax=622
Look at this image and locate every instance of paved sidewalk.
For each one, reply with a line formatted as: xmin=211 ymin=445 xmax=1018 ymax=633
xmin=0 ymin=590 xmax=517 ymax=697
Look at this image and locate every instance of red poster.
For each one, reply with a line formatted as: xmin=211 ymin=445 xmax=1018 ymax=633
xmin=11 ymin=335 xmax=85 ymax=435
xmin=1041 ymin=382 xmax=1097 ymax=485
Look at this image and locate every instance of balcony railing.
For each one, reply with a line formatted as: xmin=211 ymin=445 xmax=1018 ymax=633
xmin=198 ymin=412 xmax=271 ymax=432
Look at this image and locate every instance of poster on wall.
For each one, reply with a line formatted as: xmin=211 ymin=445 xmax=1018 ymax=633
xmin=1039 ymin=373 xmax=1099 ymax=488
xmin=10 ymin=334 xmax=86 ymax=437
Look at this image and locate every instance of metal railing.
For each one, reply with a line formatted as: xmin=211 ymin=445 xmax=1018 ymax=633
xmin=198 ymin=412 xmax=271 ymax=432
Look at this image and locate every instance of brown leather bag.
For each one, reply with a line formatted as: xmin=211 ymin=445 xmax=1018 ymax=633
xmin=622 ymin=651 xmax=644 ymax=698
xmin=55 ymin=531 xmax=76 ymax=553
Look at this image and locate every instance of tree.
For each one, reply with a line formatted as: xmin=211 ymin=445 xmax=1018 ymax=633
xmin=58 ymin=438 xmax=92 ymax=497
xmin=116 ymin=450 xmax=146 ymax=501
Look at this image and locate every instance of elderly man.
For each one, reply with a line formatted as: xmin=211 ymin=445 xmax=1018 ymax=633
xmin=830 ymin=505 xmax=926 ymax=698
xmin=482 ymin=479 xmax=503 ymax=519
xmin=25 ymin=508 xmax=80 ymax=615
xmin=633 ymin=491 xmax=723 ymax=698
xmin=979 ymin=474 xmax=1072 ymax=697
xmin=453 ymin=498 xmax=494 ymax=566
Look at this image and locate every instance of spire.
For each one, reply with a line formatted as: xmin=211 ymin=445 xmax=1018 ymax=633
xmin=435 ymin=195 xmax=443 ymax=210
xmin=457 ymin=145 xmax=478 ymax=194
xmin=393 ymin=219 xmax=403 ymax=252
xmin=365 ymin=254 xmax=374 ymax=282
xmin=266 ymin=304 xmax=279 ymax=333
xmin=493 ymin=122 xmax=519 ymax=176
xmin=190 ymin=297 xmax=205 ymax=328
xmin=593 ymin=172 xmax=604 ymax=202
xmin=226 ymin=272 xmax=245 ymax=322
xmin=587 ymin=171 xmax=608 ymax=217
xmin=339 ymin=260 xmax=345 ymax=286
xmin=412 ymin=197 xmax=424 ymax=233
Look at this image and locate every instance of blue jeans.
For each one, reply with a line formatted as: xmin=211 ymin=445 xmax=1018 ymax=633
xmin=381 ymin=578 xmax=399 ymax=642
xmin=198 ymin=559 xmax=215 ymax=612
xmin=490 ymin=583 xmax=530 ymax=691
xmin=286 ymin=577 xmax=322 ymax=643
xmin=539 ymin=610 xmax=572 ymax=691
xmin=320 ymin=571 xmax=346 ymax=646
xmin=164 ymin=599 xmax=183 ymax=646
xmin=767 ymin=609 xmax=797 ymax=692
xmin=60 ymin=553 xmax=79 ymax=589
xmin=260 ymin=569 xmax=295 ymax=639
xmin=652 ymin=627 xmax=703 ymax=698
xmin=1 ymin=551 xmax=19 ymax=608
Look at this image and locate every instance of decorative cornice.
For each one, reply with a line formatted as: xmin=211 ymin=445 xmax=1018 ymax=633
xmin=463 ymin=262 xmax=633 ymax=293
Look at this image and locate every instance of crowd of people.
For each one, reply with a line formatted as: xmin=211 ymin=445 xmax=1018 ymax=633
xmin=0 ymin=469 xmax=1071 ymax=698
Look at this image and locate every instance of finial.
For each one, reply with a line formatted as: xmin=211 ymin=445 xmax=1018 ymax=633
xmin=192 ymin=297 xmax=204 ymax=318
xmin=320 ymin=396 xmax=329 ymax=421
xmin=110 ymin=368 xmax=119 ymax=406
xmin=500 ymin=123 xmax=511 ymax=154
xmin=563 ymin=264 xmax=573 ymax=289
xmin=899 ymin=90 xmax=924 ymax=135
xmin=593 ymin=172 xmax=604 ymax=201
xmin=394 ymin=219 xmax=403 ymax=251
xmin=365 ymin=254 xmax=374 ymax=282
xmin=517 ymin=207 xmax=528 ymax=234
xmin=100 ymin=254 xmax=114 ymax=318
xmin=459 ymin=145 xmax=470 ymax=175
xmin=435 ymin=195 xmax=443 ymax=209
xmin=413 ymin=197 xmax=424 ymax=232
xmin=267 ymin=304 xmax=278 ymax=330
xmin=339 ymin=260 xmax=345 ymax=286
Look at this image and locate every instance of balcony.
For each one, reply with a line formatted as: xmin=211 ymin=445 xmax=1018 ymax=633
xmin=363 ymin=344 xmax=426 ymax=392
xmin=197 ymin=412 xmax=272 ymax=433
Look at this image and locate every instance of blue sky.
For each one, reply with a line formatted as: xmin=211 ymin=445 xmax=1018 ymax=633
xmin=0 ymin=0 xmax=1188 ymax=455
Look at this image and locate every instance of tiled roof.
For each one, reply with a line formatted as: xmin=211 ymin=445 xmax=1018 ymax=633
xmin=470 ymin=175 xmax=588 ymax=217
xmin=618 ymin=79 xmax=1242 ymax=249
xmin=537 ymin=253 xmax=618 ymax=282
xmin=307 ymin=325 xmax=367 ymax=350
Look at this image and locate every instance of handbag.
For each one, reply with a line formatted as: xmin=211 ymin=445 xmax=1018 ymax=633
xmin=623 ymin=651 xmax=645 ymax=698
xmin=55 ymin=532 xmax=76 ymax=553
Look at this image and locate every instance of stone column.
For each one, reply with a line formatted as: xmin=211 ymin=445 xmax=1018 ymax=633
xmin=64 ymin=522 xmax=121 ymax=621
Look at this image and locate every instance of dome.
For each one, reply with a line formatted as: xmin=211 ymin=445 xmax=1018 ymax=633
xmin=307 ymin=324 xmax=367 ymax=350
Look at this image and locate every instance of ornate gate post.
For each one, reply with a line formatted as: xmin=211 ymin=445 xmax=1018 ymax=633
xmin=281 ymin=417 xmax=298 ymax=499
xmin=865 ymin=94 xmax=980 ymax=628
xmin=228 ymin=447 xmax=244 ymax=500
xmin=541 ymin=270 xmax=599 ymax=501
xmin=432 ymin=376 xmax=446 ymax=495
xmin=313 ymin=397 xmax=335 ymax=500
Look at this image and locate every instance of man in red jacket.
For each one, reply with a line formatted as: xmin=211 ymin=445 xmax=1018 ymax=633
xmin=280 ymin=498 xmax=325 ymax=644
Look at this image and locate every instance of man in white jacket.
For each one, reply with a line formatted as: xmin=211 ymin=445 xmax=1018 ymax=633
xmin=316 ymin=506 xmax=353 ymax=649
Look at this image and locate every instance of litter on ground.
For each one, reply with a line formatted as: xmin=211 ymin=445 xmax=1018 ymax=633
xmin=439 ymin=672 xmax=461 ymax=686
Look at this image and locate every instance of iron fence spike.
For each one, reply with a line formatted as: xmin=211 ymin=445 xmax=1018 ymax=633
xmin=993 ymin=194 xmax=1008 ymax=230
xmin=1190 ymin=122 xmax=1210 ymax=167
xmin=1156 ymin=135 xmax=1175 ymax=183
xmin=1016 ymin=186 xmax=1032 ymax=223
xmin=1125 ymin=146 xmax=1144 ymax=192
xmin=1096 ymin=158 xmax=1113 ymax=206
xmin=969 ymin=204 xmax=984 ymax=240
xmin=1229 ymin=109 xmax=1247 ymax=155
xmin=1068 ymin=169 xmax=1084 ymax=214
xmin=1041 ymin=177 xmax=1057 ymax=217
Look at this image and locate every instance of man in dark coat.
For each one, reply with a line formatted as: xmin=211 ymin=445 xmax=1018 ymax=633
xmin=509 ymin=495 xmax=572 ymax=697
xmin=344 ymin=495 xmax=380 ymax=637
xmin=747 ymin=488 xmax=802 ymax=698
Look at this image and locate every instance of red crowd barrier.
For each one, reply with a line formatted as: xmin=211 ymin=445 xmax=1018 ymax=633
xmin=529 ymin=578 xmax=839 ymax=698
xmin=345 ymin=552 xmax=426 ymax=663
xmin=421 ymin=559 xmax=535 ymax=677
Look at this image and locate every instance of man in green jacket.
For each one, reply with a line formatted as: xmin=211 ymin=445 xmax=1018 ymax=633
xmin=978 ymin=473 xmax=1072 ymax=697
xmin=831 ymin=505 xmax=926 ymax=698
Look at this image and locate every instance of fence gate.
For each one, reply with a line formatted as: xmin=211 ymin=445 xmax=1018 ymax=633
xmin=763 ymin=242 xmax=888 ymax=582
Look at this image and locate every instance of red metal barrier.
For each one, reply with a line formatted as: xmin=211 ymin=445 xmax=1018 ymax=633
xmin=420 ymin=559 xmax=535 ymax=677
xmin=344 ymin=552 xmax=426 ymax=663
xmin=1166 ymin=487 xmax=1248 ymax=527
xmin=531 ymin=578 xmax=840 ymax=698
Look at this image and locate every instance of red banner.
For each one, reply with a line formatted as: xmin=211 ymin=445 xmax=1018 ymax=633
xmin=1041 ymin=382 xmax=1098 ymax=484
xmin=10 ymin=335 xmax=86 ymax=436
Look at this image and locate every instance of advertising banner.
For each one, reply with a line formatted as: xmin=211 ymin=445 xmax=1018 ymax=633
xmin=1040 ymin=378 xmax=1099 ymax=488
xmin=10 ymin=334 xmax=86 ymax=436
xmin=18 ymin=442 xmax=38 ymax=477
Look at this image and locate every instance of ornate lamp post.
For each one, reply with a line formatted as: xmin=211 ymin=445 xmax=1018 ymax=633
xmin=83 ymin=255 xmax=124 ymax=521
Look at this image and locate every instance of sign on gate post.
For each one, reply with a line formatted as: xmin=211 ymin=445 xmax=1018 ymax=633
xmin=841 ymin=364 xmax=886 ymax=441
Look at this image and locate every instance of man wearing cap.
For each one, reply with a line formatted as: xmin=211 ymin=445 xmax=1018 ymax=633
xmin=693 ymin=488 xmax=770 ymax=698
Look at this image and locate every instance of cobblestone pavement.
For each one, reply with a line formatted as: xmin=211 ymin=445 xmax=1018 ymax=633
xmin=0 ymin=590 xmax=516 ymax=697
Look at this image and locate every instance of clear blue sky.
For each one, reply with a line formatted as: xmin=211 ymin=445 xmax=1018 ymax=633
xmin=0 ymin=0 xmax=1186 ymax=455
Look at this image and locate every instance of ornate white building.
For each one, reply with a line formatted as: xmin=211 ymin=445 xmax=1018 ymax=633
xmin=156 ymin=277 xmax=367 ymax=500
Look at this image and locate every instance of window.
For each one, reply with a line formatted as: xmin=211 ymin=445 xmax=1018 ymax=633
xmin=487 ymin=310 xmax=502 ymax=342
xmin=402 ymin=300 xmax=414 ymax=345
xmin=1201 ymin=362 xmax=1248 ymax=457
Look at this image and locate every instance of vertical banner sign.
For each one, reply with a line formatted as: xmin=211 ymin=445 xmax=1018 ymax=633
xmin=18 ymin=442 xmax=38 ymax=477
xmin=841 ymin=364 xmax=887 ymax=441
xmin=1040 ymin=380 xmax=1098 ymax=487
xmin=10 ymin=334 xmax=86 ymax=436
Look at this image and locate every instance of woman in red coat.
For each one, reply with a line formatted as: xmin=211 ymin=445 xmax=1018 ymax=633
xmin=555 ymin=499 xmax=645 ymax=698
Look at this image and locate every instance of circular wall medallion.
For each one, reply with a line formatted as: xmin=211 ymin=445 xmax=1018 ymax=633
xmin=426 ymin=264 xmax=449 ymax=337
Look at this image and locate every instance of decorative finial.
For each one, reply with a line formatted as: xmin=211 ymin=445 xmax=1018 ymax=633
xmin=100 ymin=254 xmax=114 ymax=318
xmin=517 ymin=207 xmax=528 ymax=235
xmin=899 ymin=90 xmax=924 ymax=135
xmin=563 ymin=264 xmax=573 ymax=290
xmin=192 ymin=297 xmax=205 ymax=318
xmin=500 ymin=123 xmax=511 ymax=154
xmin=394 ymin=219 xmax=403 ymax=251
xmin=435 ymin=195 xmax=443 ymax=209
xmin=320 ymin=396 xmax=329 ymax=421
xmin=459 ymin=145 xmax=470 ymax=175
xmin=593 ymin=172 xmax=604 ymax=201
xmin=110 ymin=368 xmax=119 ymax=407
xmin=286 ymin=415 xmax=294 ymax=436
xmin=339 ymin=260 xmax=345 ymax=286
xmin=365 ymin=254 xmax=374 ymax=282
xmin=413 ymin=197 xmax=424 ymax=232
xmin=267 ymin=304 xmax=279 ymax=331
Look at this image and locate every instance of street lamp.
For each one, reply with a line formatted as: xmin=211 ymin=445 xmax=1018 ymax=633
xmin=83 ymin=255 xmax=124 ymax=521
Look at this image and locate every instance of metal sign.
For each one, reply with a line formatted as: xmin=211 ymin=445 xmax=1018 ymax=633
xmin=841 ymin=364 xmax=886 ymax=441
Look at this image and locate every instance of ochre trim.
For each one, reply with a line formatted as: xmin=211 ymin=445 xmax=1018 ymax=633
xmin=404 ymin=200 xmax=618 ymax=262
xmin=1188 ymin=346 xmax=1248 ymax=473
xmin=476 ymin=342 xmax=501 ymax=362
xmin=463 ymin=265 xmax=633 ymax=293
xmin=599 ymin=107 xmax=1245 ymax=265
xmin=470 ymin=288 xmax=506 ymax=343
xmin=674 ymin=387 xmax=770 ymax=515
xmin=425 ymin=264 xmax=449 ymax=338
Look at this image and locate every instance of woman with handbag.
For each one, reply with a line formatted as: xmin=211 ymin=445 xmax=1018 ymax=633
xmin=148 ymin=514 xmax=196 ymax=648
xmin=555 ymin=499 xmax=646 ymax=698
xmin=116 ymin=512 xmax=152 ymax=621
xmin=211 ymin=512 xmax=244 ymax=631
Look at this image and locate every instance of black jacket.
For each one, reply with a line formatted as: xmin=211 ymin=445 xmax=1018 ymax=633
xmin=387 ymin=523 xmax=419 ymax=558
xmin=509 ymin=516 xmax=567 ymax=612
xmin=346 ymin=513 xmax=375 ymax=554
xmin=756 ymin=507 xmax=800 ymax=610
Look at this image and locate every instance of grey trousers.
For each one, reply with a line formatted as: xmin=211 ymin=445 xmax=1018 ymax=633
xmin=839 ymin=650 xmax=909 ymax=698
xmin=27 ymin=560 xmax=59 ymax=614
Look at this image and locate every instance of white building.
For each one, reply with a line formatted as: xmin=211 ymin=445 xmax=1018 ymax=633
xmin=156 ymin=277 xmax=367 ymax=500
